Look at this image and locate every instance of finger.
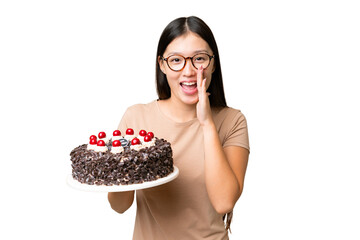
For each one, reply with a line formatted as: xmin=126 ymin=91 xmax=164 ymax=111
xmin=198 ymin=78 xmax=208 ymax=101
xmin=198 ymin=78 xmax=206 ymax=100
xmin=202 ymin=78 xmax=207 ymax=92
xmin=197 ymin=65 xmax=204 ymax=89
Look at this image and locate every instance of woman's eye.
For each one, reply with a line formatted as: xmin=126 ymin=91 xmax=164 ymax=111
xmin=170 ymin=57 xmax=182 ymax=64
xmin=194 ymin=55 xmax=207 ymax=62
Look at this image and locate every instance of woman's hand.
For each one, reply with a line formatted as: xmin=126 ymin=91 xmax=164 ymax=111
xmin=196 ymin=66 xmax=213 ymax=126
xmin=108 ymin=191 xmax=134 ymax=214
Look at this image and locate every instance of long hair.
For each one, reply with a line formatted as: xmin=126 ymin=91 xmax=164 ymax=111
xmin=155 ymin=16 xmax=227 ymax=108
xmin=155 ymin=16 xmax=233 ymax=232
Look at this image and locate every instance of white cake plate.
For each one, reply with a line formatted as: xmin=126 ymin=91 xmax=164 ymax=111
xmin=67 ymin=166 xmax=179 ymax=192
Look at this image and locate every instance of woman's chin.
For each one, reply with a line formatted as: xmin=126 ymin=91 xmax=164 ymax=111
xmin=181 ymin=95 xmax=199 ymax=105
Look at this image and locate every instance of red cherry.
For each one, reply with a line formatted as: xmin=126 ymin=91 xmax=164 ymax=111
xmin=131 ymin=138 xmax=140 ymax=145
xmin=112 ymin=140 xmax=121 ymax=147
xmin=144 ymin=135 xmax=152 ymax=142
xmin=126 ymin=128 xmax=134 ymax=135
xmin=147 ymin=132 xmax=154 ymax=139
xmin=113 ymin=130 xmax=121 ymax=136
xmin=89 ymin=139 xmax=97 ymax=145
xmin=139 ymin=130 xmax=147 ymax=136
xmin=98 ymin=132 xmax=106 ymax=139
xmin=90 ymin=135 xmax=97 ymax=141
xmin=97 ymin=140 xmax=105 ymax=146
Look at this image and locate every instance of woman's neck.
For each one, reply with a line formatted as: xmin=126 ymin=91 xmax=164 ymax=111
xmin=158 ymin=98 xmax=197 ymax=123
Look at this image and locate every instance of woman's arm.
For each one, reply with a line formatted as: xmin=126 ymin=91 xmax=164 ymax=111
xmin=203 ymin=123 xmax=249 ymax=214
xmin=108 ymin=191 xmax=135 ymax=214
xmin=196 ymin=67 xmax=249 ymax=215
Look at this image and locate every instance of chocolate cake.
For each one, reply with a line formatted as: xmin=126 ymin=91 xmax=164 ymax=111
xmin=70 ymin=129 xmax=174 ymax=186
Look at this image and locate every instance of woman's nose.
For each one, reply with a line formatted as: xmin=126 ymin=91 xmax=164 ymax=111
xmin=182 ymin=58 xmax=196 ymax=76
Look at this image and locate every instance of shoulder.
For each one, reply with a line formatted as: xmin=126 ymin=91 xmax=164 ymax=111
xmin=124 ymin=100 xmax=157 ymax=116
xmin=212 ymin=106 xmax=247 ymax=127
xmin=212 ymin=106 xmax=249 ymax=148
xmin=118 ymin=100 xmax=158 ymax=130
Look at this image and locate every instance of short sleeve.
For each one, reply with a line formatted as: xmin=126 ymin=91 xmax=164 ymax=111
xmin=222 ymin=111 xmax=250 ymax=151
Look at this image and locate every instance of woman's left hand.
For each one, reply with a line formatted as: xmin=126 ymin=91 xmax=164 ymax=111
xmin=196 ymin=66 xmax=214 ymax=126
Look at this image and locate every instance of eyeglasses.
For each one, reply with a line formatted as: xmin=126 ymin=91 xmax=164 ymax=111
xmin=161 ymin=53 xmax=215 ymax=72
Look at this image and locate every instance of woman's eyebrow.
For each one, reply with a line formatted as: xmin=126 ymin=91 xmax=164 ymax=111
xmin=166 ymin=49 xmax=210 ymax=56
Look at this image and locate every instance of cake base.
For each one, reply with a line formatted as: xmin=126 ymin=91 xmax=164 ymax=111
xmin=67 ymin=166 xmax=179 ymax=192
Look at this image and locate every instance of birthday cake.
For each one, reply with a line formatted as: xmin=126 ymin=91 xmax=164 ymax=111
xmin=70 ymin=128 xmax=174 ymax=186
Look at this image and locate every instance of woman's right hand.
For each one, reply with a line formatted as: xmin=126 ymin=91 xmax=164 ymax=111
xmin=108 ymin=190 xmax=135 ymax=214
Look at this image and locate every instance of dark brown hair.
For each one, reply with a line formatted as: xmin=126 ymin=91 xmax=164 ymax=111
xmin=156 ymin=16 xmax=233 ymax=231
xmin=155 ymin=16 xmax=227 ymax=108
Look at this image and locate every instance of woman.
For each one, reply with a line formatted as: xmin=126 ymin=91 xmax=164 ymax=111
xmin=108 ymin=16 xmax=250 ymax=240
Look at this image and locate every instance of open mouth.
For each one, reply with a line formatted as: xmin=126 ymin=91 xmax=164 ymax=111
xmin=180 ymin=81 xmax=197 ymax=90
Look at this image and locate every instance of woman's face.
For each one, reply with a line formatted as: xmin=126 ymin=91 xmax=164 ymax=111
xmin=159 ymin=32 xmax=215 ymax=106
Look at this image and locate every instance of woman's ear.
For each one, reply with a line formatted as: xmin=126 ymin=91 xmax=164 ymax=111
xmin=158 ymin=56 xmax=166 ymax=74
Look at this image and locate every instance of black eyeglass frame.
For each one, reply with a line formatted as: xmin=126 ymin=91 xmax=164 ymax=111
xmin=161 ymin=53 xmax=215 ymax=72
